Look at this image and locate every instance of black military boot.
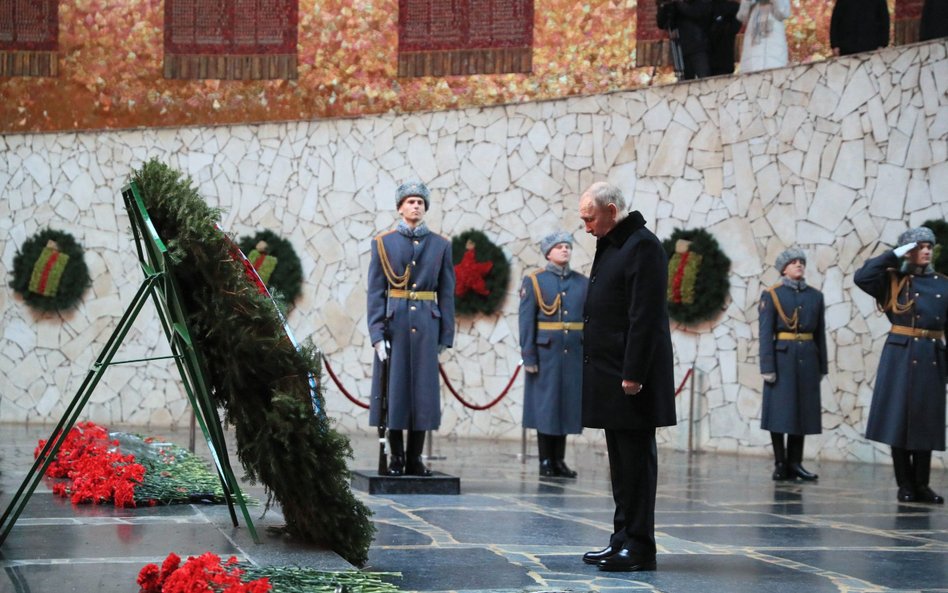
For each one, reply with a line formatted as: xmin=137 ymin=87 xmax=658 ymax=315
xmin=553 ymin=435 xmax=577 ymax=478
xmin=538 ymin=433 xmax=556 ymax=477
xmin=787 ymin=435 xmax=817 ymax=481
xmin=912 ymin=450 xmax=944 ymax=504
xmin=405 ymin=430 xmax=431 ymax=476
xmin=892 ymin=447 xmax=915 ymax=502
xmin=771 ymin=432 xmax=789 ymax=480
xmin=387 ymin=430 xmax=405 ymax=477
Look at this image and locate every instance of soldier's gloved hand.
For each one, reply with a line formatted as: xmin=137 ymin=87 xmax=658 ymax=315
xmin=374 ymin=340 xmax=389 ymax=362
xmin=524 ymin=364 xmax=539 ymax=374
xmin=894 ymin=241 xmax=918 ymax=257
xmin=439 ymin=344 xmax=447 ymax=355
xmin=762 ymin=372 xmax=776 ymax=383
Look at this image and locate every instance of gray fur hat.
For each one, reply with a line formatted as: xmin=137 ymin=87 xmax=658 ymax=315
xmin=396 ymin=180 xmax=430 ymax=210
xmin=897 ymin=226 xmax=936 ymax=247
xmin=775 ymin=247 xmax=806 ymax=274
xmin=540 ymin=231 xmax=573 ymax=256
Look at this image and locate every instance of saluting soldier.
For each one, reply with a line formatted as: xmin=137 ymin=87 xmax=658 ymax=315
xmin=855 ymin=227 xmax=946 ymax=504
xmin=519 ymin=231 xmax=588 ymax=478
xmin=758 ymin=248 xmax=827 ymax=481
xmin=367 ymin=180 xmax=456 ymax=477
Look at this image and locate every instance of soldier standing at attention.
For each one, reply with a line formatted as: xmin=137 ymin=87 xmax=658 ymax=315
xmin=519 ymin=231 xmax=588 ymax=478
xmin=367 ymin=180 xmax=456 ymax=477
xmin=855 ymin=228 xmax=946 ymax=504
xmin=758 ymin=248 xmax=827 ymax=481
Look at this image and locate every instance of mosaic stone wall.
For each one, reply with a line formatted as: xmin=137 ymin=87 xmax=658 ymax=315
xmin=1 ymin=39 xmax=946 ymax=466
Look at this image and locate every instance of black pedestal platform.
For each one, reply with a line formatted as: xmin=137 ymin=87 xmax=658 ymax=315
xmin=351 ymin=469 xmax=460 ymax=495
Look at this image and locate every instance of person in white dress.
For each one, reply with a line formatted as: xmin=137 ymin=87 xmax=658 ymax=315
xmin=737 ymin=0 xmax=790 ymax=73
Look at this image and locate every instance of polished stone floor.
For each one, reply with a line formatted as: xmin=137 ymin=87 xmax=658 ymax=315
xmin=1 ymin=423 xmax=946 ymax=593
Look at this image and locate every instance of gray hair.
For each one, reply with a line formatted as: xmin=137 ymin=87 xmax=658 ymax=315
xmin=583 ymin=182 xmax=628 ymax=220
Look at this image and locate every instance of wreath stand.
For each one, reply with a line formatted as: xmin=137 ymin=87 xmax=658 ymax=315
xmin=0 ymin=182 xmax=259 ymax=545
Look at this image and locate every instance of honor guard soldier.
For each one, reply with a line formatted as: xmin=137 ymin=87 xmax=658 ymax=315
xmin=519 ymin=231 xmax=588 ymax=478
xmin=367 ymin=180 xmax=456 ymax=477
xmin=855 ymin=227 xmax=946 ymax=504
xmin=758 ymin=248 xmax=827 ymax=481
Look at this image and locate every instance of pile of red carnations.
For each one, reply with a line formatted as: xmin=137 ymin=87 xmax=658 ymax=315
xmin=34 ymin=421 xmax=146 ymax=507
xmin=138 ymin=552 xmax=271 ymax=593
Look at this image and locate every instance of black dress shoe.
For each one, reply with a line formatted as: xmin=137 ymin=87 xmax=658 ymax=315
xmin=915 ymin=486 xmax=944 ymax=504
xmin=539 ymin=459 xmax=557 ymax=477
xmin=597 ymin=549 xmax=657 ymax=572
xmin=897 ymin=486 xmax=916 ymax=502
xmin=554 ymin=459 xmax=578 ymax=478
xmin=405 ymin=456 xmax=432 ymax=477
xmin=788 ymin=463 xmax=818 ymax=481
xmin=386 ymin=455 xmax=405 ymax=477
xmin=582 ymin=545 xmax=617 ymax=565
xmin=772 ymin=461 xmax=789 ymax=481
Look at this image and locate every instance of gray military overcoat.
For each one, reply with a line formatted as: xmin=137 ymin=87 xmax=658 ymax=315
xmin=519 ymin=264 xmax=588 ymax=435
xmin=367 ymin=226 xmax=455 ymax=431
xmin=855 ymin=251 xmax=947 ymax=451
xmin=758 ymin=281 xmax=827 ymax=435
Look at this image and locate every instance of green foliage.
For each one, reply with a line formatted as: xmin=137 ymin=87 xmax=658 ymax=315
xmin=10 ymin=228 xmax=90 ymax=312
xmin=451 ymin=229 xmax=510 ymax=316
xmin=238 ymin=229 xmax=304 ymax=305
xmin=922 ymin=219 xmax=948 ymax=275
xmin=239 ymin=565 xmax=403 ymax=593
xmin=130 ymin=159 xmax=373 ymax=566
xmin=661 ymin=228 xmax=731 ymax=325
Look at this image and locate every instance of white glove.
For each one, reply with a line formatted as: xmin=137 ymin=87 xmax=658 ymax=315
xmin=374 ymin=340 xmax=389 ymax=362
xmin=524 ymin=364 xmax=539 ymax=374
xmin=439 ymin=344 xmax=447 ymax=355
xmin=762 ymin=373 xmax=776 ymax=383
xmin=894 ymin=241 xmax=918 ymax=257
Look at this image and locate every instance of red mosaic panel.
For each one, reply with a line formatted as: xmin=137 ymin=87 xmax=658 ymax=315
xmin=0 ymin=0 xmax=58 ymax=50
xmin=164 ymin=0 xmax=298 ymax=79
xmin=398 ymin=0 xmax=533 ymax=75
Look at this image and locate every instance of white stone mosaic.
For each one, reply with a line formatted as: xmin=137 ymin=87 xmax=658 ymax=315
xmin=1 ymin=40 xmax=946 ymax=467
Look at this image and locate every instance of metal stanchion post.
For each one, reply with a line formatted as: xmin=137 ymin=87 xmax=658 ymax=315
xmin=425 ymin=430 xmax=446 ymax=461
xmin=687 ymin=366 xmax=696 ymax=454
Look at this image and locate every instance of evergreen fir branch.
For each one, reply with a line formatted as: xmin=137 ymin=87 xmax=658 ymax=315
xmin=131 ymin=159 xmax=374 ymax=566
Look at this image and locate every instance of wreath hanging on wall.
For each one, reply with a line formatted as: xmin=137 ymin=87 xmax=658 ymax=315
xmin=237 ymin=229 xmax=304 ymax=305
xmin=10 ymin=228 xmax=91 ymax=312
xmin=921 ymin=219 xmax=948 ymax=275
xmin=661 ymin=227 xmax=731 ymax=325
xmin=451 ymin=229 xmax=510 ymax=316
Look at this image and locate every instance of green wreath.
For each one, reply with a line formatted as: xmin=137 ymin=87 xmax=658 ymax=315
xmin=10 ymin=228 xmax=91 ymax=312
xmin=662 ymin=228 xmax=731 ymax=325
xmin=237 ymin=230 xmax=303 ymax=305
xmin=451 ymin=229 xmax=510 ymax=316
xmin=921 ymin=219 xmax=948 ymax=275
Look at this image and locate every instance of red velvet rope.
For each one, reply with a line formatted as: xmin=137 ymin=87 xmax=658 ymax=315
xmin=674 ymin=367 xmax=694 ymax=397
xmin=439 ymin=363 xmax=522 ymax=410
xmin=320 ymin=353 xmax=370 ymax=409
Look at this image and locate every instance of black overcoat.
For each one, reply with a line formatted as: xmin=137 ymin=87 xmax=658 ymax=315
xmin=758 ymin=282 xmax=827 ymax=435
xmin=581 ymin=212 xmax=677 ymax=431
xmin=854 ymin=251 xmax=948 ymax=451
xmin=830 ymin=0 xmax=889 ymax=56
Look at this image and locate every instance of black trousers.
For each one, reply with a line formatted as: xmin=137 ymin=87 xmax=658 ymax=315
xmin=604 ymin=428 xmax=658 ymax=557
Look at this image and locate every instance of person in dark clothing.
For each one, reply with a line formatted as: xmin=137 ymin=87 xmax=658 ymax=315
xmin=709 ymin=0 xmax=741 ymax=75
xmin=657 ymin=0 xmax=713 ymax=79
xmin=830 ymin=0 xmax=889 ymax=56
xmin=578 ymin=182 xmax=676 ymax=572
xmin=758 ymin=248 xmax=827 ymax=482
xmin=920 ymin=0 xmax=948 ymax=41
xmin=854 ymin=227 xmax=946 ymax=504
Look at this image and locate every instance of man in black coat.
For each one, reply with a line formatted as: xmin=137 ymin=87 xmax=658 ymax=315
xmin=920 ymin=0 xmax=948 ymax=41
xmin=578 ymin=182 xmax=677 ymax=572
xmin=830 ymin=0 xmax=889 ymax=56
xmin=658 ymin=0 xmax=713 ymax=79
